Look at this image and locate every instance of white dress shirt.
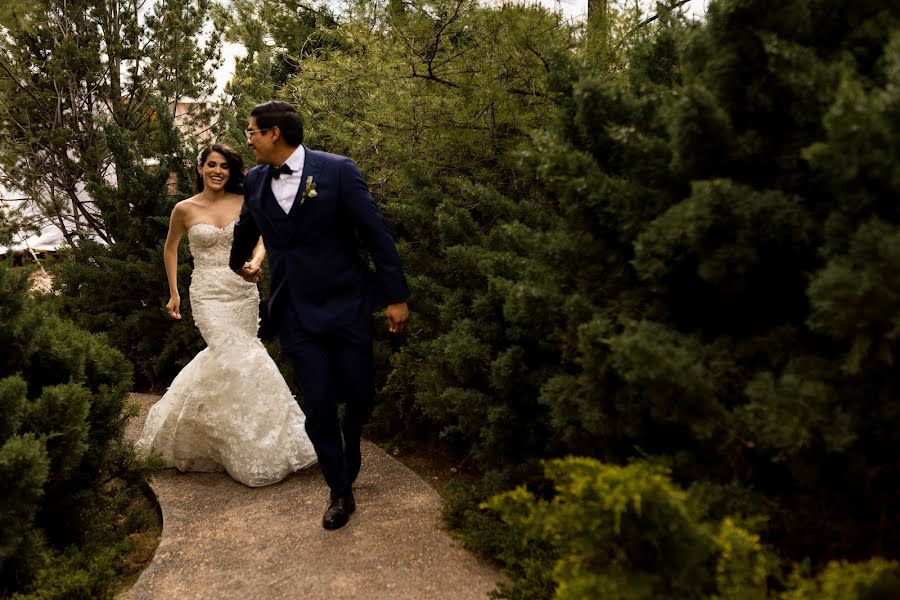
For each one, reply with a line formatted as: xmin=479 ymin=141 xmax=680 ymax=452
xmin=271 ymin=145 xmax=305 ymax=215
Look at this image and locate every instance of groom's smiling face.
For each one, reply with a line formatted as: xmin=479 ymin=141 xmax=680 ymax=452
xmin=247 ymin=117 xmax=275 ymax=165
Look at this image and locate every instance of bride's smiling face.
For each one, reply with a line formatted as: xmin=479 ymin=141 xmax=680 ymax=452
xmin=198 ymin=151 xmax=231 ymax=192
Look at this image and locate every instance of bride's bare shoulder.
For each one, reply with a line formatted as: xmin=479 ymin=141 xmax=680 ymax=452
xmin=168 ymin=197 xmax=201 ymax=229
xmin=172 ymin=195 xmax=201 ymax=215
xmin=177 ymin=194 xmax=204 ymax=207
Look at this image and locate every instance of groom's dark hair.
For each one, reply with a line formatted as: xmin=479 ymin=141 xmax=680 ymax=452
xmin=251 ymin=101 xmax=304 ymax=147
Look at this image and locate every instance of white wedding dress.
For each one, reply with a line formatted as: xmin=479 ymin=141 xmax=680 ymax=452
xmin=136 ymin=222 xmax=317 ymax=486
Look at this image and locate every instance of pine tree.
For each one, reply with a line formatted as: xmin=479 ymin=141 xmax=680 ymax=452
xmin=211 ymin=0 xmax=342 ymax=159
xmin=0 ymin=0 xmax=222 ymax=387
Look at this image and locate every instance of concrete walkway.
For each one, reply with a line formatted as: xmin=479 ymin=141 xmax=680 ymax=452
xmin=124 ymin=393 xmax=503 ymax=600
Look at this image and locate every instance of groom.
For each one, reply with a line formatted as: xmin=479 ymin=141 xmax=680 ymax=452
xmin=230 ymin=101 xmax=410 ymax=530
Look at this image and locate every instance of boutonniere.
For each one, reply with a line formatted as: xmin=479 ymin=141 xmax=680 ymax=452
xmin=303 ymin=176 xmax=318 ymax=200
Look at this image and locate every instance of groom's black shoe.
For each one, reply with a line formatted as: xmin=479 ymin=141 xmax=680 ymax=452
xmin=322 ymin=490 xmax=355 ymax=530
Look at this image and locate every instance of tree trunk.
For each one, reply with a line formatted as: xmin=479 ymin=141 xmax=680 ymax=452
xmin=587 ymin=0 xmax=607 ymax=20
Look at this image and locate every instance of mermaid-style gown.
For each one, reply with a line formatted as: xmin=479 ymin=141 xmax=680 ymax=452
xmin=136 ymin=222 xmax=317 ymax=486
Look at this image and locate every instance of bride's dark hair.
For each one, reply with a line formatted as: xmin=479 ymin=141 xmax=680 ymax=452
xmin=195 ymin=143 xmax=245 ymax=194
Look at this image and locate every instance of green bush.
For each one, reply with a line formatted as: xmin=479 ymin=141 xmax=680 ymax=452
xmin=442 ymin=478 xmax=557 ymax=600
xmin=365 ymin=0 xmax=900 ymax=568
xmin=0 ymin=263 xmax=158 ymax=597
xmin=0 ymin=429 xmax=49 ymax=592
xmin=484 ymin=457 xmax=897 ymax=600
xmin=782 ymin=559 xmax=900 ymax=600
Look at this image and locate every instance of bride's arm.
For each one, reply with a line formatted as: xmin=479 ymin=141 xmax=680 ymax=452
xmin=248 ymin=237 xmax=266 ymax=271
xmin=164 ymin=204 xmax=187 ymax=320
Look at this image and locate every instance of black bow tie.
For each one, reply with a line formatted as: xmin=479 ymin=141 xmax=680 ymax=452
xmin=271 ymin=163 xmax=293 ymax=179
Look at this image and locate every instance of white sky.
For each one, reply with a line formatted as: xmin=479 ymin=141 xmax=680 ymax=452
xmin=212 ymin=0 xmax=709 ymax=95
xmin=546 ymin=0 xmax=708 ymax=21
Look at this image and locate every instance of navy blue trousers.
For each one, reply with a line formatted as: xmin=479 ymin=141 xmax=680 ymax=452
xmin=279 ymin=305 xmax=374 ymax=500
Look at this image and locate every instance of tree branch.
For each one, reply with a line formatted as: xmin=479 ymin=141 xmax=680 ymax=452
xmin=638 ymin=0 xmax=692 ymax=28
xmin=408 ymin=70 xmax=461 ymax=89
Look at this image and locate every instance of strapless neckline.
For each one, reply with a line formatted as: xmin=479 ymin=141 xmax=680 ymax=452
xmin=188 ymin=221 xmax=236 ymax=233
xmin=188 ymin=221 xmax=237 ymax=270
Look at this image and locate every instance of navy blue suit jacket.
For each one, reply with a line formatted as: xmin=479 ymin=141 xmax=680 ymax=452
xmin=229 ymin=147 xmax=409 ymax=334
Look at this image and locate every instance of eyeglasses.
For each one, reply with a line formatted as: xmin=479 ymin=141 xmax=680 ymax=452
xmin=245 ymin=127 xmax=271 ymax=141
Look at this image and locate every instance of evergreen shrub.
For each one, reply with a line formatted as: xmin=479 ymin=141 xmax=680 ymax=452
xmin=484 ymin=457 xmax=899 ymax=600
xmin=0 ymin=264 xmax=159 ymax=598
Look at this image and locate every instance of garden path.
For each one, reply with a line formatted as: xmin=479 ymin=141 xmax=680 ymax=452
xmin=123 ymin=393 xmax=502 ymax=600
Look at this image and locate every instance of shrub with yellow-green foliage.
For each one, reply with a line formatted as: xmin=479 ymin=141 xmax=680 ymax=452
xmin=782 ymin=559 xmax=900 ymax=600
xmin=484 ymin=457 xmax=899 ymax=600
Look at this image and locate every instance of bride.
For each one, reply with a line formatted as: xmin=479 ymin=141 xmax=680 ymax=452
xmin=136 ymin=143 xmax=317 ymax=486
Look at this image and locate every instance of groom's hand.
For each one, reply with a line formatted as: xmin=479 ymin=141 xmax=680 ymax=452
xmin=386 ymin=302 xmax=409 ymax=335
xmin=237 ymin=261 xmax=262 ymax=283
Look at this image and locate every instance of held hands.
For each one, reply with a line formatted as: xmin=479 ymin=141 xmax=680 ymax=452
xmin=386 ymin=302 xmax=409 ymax=335
xmin=167 ymin=295 xmax=182 ymax=320
xmin=237 ymin=260 xmax=262 ymax=283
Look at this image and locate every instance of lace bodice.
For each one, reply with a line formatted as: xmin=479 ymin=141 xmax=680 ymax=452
xmin=188 ymin=222 xmax=236 ymax=270
xmin=186 ymin=221 xmax=257 ymax=350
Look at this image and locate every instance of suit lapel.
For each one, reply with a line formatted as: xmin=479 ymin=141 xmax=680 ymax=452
xmin=287 ymin=146 xmax=322 ymax=222
xmin=251 ymin=167 xmax=279 ymax=232
xmin=258 ymin=167 xmax=298 ymax=247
